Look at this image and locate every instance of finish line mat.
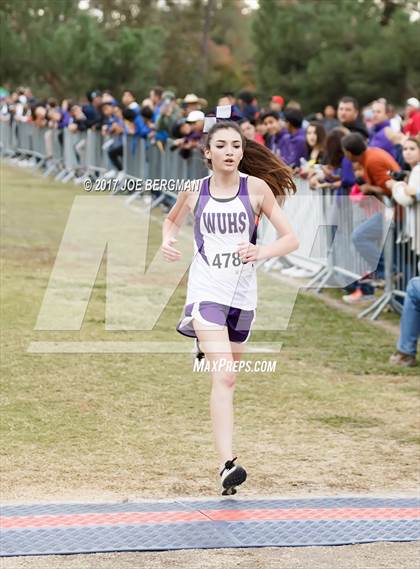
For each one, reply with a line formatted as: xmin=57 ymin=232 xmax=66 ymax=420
xmin=1 ymin=497 xmax=419 ymax=557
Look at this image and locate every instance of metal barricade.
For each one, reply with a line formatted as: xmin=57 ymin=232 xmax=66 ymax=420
xmin=57 ymin=129 xmax=87 ymax=182
xmin=0 ymin=120 xmax=14 ymax=156
xmin=283 ymin=178 xmax=330 ymax=276
xmin=359 ymin=198 xmax=420 ymax=319
xmin=123 ymin=137 xmax=208 ymax=208
xmin=86 ymin=130 xmax=115 ymax=176
xmin=123 ymin=135 xmax=146 ymax=179
xmin=42 ymin=129 xmax=64 ymax=176
xmin=15 ymin=122 xmax=33 ymax=156
xmin=259 ymin=178 xmax=407 ymax=319
xmin=167 ymin=146 xmax=188 ymax=180
xmin=187 ymin=148 xmax=208 ymax=179
xmin=31 ymin=126 xmax=47 ymax=165
xmin=393 ymin=201 xmax=420 ymax=295
xmin=10 ymin=122 xmax=47 ymax=165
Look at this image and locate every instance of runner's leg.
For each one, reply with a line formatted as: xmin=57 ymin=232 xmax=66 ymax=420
xmin=192 ymin=319 xmax=236 ymax=465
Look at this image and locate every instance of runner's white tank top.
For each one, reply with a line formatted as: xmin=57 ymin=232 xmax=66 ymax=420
xmin=186 ymin=172 xmax=260 ymax=310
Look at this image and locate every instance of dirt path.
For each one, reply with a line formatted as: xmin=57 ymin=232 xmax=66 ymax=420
xmin=2 ymin=543 xmax=419 ymax=569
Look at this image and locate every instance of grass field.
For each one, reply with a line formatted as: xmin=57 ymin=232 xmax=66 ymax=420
xmin=1 ymin=164 xmax=419 ymax=568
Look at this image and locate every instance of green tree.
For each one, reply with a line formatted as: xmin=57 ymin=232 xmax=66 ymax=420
xmin=0 ymin=0 xmax=164 ymax=99
xmin=253 ymin=0 xmax=420 ymax=111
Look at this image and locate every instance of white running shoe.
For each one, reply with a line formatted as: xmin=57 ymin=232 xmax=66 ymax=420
xmin=220 ymin=457 xmax=247 ymax=496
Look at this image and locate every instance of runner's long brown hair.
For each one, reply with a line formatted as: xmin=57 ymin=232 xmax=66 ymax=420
xmin=203 ymin=120 xmax=296 ymax=206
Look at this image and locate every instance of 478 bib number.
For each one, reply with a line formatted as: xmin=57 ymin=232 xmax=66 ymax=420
xmin=212 ymin=252 xmax=242 ymax=268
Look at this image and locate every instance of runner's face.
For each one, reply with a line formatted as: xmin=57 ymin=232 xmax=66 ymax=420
xmin=206 ymin=128 xmax=243 ymax=172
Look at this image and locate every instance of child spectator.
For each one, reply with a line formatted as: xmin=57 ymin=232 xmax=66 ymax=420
xmin=239 ymin=118 xmax=265 ymax=145
xmin=310 ymin=127 xmax=346 ymax=191
xmin=261 ymin=110 xmax=288 ymax=159
xmin=281 ymin=108 xmax=308 ymax=169
xmin=300 ymin=121 xmax=326 ymax=182
xmin=305 ymin=121 xmax=326 ymax=164
xmin=322 ymin=105 xmax=340 ymax=132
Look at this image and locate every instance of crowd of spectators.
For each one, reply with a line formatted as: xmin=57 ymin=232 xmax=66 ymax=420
xmin=1 ymin=85 xmax=419 ymax=365
xmin=1 ymin=86 xmax=419 ymax=175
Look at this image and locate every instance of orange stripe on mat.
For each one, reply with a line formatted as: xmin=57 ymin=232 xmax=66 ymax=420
xmin=1 ymin=507 xmax=419 ymax=530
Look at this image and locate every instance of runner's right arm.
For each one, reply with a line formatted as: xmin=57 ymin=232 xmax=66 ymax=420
xmin=161 ymin=189 xmax=192 ymax=262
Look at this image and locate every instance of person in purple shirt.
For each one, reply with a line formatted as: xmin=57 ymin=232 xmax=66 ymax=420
xmin=369 ymin=99 xmax=399 ymax=159
xmin=281 ymin=108 xmax=308 ymax=169
xmin=261 ymin=111 xmax=289 ymax=160
xmin=57 ymin=99 xmax=71 ymax=129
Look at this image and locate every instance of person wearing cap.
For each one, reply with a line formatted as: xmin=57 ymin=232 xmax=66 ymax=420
xmin=82 ymin=90 xmax=102 ymax=129
xmin=270 ymin=96 xmax=284 ymax=115
xmin=403 ymin=97 xmax=420 ymax=137
xmin=185 ymin=110 xmax=205 ymax=139
xmin=178 ymin=94 xmax=208 ymax=116
xmin=173 ymin=110 xmax=205 ymax=159
xmin=186 ymin=110 xmax=205 ymax=132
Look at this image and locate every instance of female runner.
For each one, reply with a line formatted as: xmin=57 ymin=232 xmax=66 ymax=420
xmin=161 ymin=120 xmax=299 ymax=495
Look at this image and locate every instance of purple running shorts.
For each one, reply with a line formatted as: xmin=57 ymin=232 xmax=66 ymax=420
xmin=176 ymin=301 xmax=256 ymax=344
